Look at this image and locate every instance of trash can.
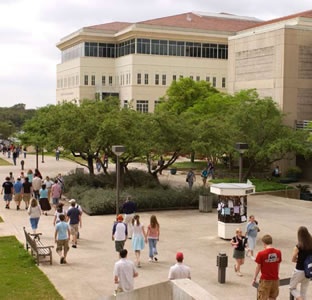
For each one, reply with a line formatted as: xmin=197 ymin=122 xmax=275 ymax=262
xmin=199 ymin=195 xmax=213 ymax=212
xmin=170 ymin=168 xmax=177 ymax=175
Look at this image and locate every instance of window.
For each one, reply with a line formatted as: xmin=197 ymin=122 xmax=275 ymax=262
xmin=155 ymin=74 xmax=159 ymax=85
xmin=64 ymin=78 xmax=67 ymax=87
xmin=122 ymin=74 xmax=125 ymax=85
xmin=169 ymin=41 xmax=185 ymax=56
xmin=222 ymin=77 xmax=226 ymax=88
xmin=196 ymin=76 xmax=200 ymax=82
xmin=162 ymin=74 xmax=166 ymax=86
xmin=85 ymin=42 xmax=98 ymax=57
xmin=123 ymin=100 xmax=128 ymax=108
xmin=212 ymin=77 xmax=217 ymax=87
xmin=218 ymin=45 xmax=228 ymax=59
xmin=172 ymin=75 xmax=177 ymax=81
xmin=84 ymin=75 xmax=88 ymax=86
xmin=137 ymin=39 xmax=150 ymax=54
xmin=109 ymin=76 xmax=113 ymax=86
xmin=151 ymin=40 xmax=168 ymax=55
xmin=117 ymin=39 xmax=135 ymax=57
xmin=102 ymin=76 xmax=106 ymax=86
xmin=76 ymin=75 xmax=79 ymax=86
xmin=190 ymin=75 xmax=193 ymax=80
xmin=202 ymin=43 xmax=218 ymax=59
xmin=144 ymin=73 xmax=149 ymax=85
xmin=186 ymin=42 xmax=201 ymax=57
xmin=179 ymin=75 xmax=183 ymax=79
xmin=99 ymin=43 xmax=116 ymax=58
xmin=91 ymin=75 xmax=95 ymax=86
xmin=136 ymin=100 xmax=148 ymax=113
xmin=154 ymin=100 xmax=161 ymax=107
xmin=126 ymin=74 xmax=129 ymax=85
xmin=137 ymin=73 xmax=142 ymax=84
xmin=206 ymin=76 xmax=210 ymax=82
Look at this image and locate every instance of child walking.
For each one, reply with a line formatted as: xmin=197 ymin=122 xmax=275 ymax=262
xmin=146 ymin=215 xmax=160 ymax=262
xmin=131 ymin=215 xmax=146 ymax=268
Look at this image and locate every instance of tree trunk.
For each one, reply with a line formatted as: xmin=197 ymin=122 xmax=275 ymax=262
xmin=190 ymin=152 xmax=195 ymax=163
xmin=242 ymin=161 xmax=256 ymax=182
xmin=87 ymin=155 xmax=94 ymax=175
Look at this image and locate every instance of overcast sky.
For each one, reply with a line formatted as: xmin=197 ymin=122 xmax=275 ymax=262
xmin=0 ymin=0 xmax=311 ymax=109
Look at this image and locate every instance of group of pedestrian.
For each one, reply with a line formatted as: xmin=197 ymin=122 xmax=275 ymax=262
xmin=186 ymin=159 xmax=215 ymax=189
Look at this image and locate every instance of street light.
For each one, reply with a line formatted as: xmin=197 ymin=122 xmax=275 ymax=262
xmin=235 ymin=143 xmax=248 ymax=183
xmin=112 ymin=145 xmax=126 ymax=215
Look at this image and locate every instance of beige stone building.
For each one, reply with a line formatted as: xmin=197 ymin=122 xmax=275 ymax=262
xmin=56 ymin=12 xmax=261 ymax=112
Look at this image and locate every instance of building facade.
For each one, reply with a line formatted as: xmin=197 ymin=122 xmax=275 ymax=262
xmin=56 ymin=12 xmax=261 ymax=112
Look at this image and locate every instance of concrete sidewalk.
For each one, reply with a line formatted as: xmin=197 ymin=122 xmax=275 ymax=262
xmin=0 ymin=193 xmax=312 ymax=300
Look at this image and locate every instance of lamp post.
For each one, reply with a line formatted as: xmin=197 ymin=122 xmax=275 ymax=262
xmin=235 ymin=143 xmax=248 ymax=183
xmin=41 ymin=149 xmax=45 ymax=163
xmin=35 ymin=146 xmax=39 ymax=170
xmin=112 ymin=145 xmax=126 ymax=215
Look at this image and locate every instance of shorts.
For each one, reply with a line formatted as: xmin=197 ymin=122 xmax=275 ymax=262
xmin=23 ymin=194 xmax=31 ymax=202
xmin=258 ymin=279 xmax=279 ymax=300
xmin=56 ymin=239 xmax=69 ymax=255
xmin=115 ymin=240 xmax=125 ymax=252
xmin=52 ymin=198 xmax=60 ymax=205
xmin=4 ymin=194 xmax=12 ymax=201
xmin=14 ymin=194 xmax=22 ymax=202
xmin=233 ymin=249 xmax=245 ymax=259
xmin=70 ymin=224 xmax=79 ymax=235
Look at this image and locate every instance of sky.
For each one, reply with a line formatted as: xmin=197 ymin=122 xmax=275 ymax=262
xmin=0 ymin=0 xmax=311 ymax=109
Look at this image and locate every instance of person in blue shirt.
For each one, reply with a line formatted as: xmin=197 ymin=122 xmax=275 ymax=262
xmin=39 ymin=184 xmax=51 ymax=216
xmin=55 ymin=214 xmax=70 ymax=264
xmin=201 ymin=167 xmax=208 ymax=187
xmin=13 ymin=177 xmax=23 ymax=210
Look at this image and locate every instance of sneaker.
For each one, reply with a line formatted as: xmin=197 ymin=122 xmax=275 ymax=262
xmin=72 ymin=245 xmax=77 ymax=248
xmin=5 ymin=205 xmax=8 ymax=209
xmin=17 ymin=206 xmax=20 ymax=211
xmin=25 ymin=206 xmax=28 ymax=209
xmin=60 ymin=257 xmax=64 ymax=264
xmin=149 ymin=258 xmax=153 ymax=262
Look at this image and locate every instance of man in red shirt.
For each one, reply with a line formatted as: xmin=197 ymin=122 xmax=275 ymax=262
xmin=252 ymin=234 xmax=282 ymax=300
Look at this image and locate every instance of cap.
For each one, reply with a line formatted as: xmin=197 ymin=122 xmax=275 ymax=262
xmin=69 ymin=199 xmax=76 ymax=203
xmin=176 ymin=252 xmax=184 ymax=261
xmin=117 ymin=214 xmax=123 ymax=221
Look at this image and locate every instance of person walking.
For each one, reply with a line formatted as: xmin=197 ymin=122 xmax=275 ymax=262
xmin=246 ymin=215 xmax=260 ymax=258
xmin=112 ymin=215 xmax=128 ymax=253
xmin=146 ymin=215 xmax=160 ymax=262
xmin=122 ymin=196 xmax=136 ymax=239
xmin=289 ymin=226 xmax=312 ymax=300
xmin=1 ymin=176 xmax=14 ymax=209
xmin=12 ymin=150 xmax=17 ymax=166
xmin=55 ymin=214 xmax=70 ymax=264
xmin=231 ymin=228 xmax=248 ymax=276
xmin=113 ymin=249 xmax=138 ymax=294
xmin=9 ymin=172 xmax=15 ymax=184
xmin=27 ymin=198 xmax=41 ymax=234
xmin=66 ymin=201 xmax=82 ymax=248
xmin=51 ymin=179 xmax=62 ymax=209
xmin=22 ymin=177 xmax=32 ymax=209
xmin=56 ymin=148 xmax=60 ymax=161
xmin=13 ymin=177 xmax=23 ymax=210
xmin=44 ymin=176 xmax=54 ymax=203
xmin=186 ymin=169 xmax=196 ymax=189
xmin=56 ymin=173 xmax=64 ymax=194
xmin=131 ymin=215 xmax=146 ymax=268
xmin=23 ymin=146 xmax=27 ymax=159
xmin=168 ymin=252 xmax=191 ymax=280
xmin=67 ymin=199 xmax=83 ymax=239
xmin=20 ymin=171 xmax=25 ymax=183
xmin=252 ymin=234 xmax=282 ymax=300
xmin=53 ymin=203 xmax=66 ymax=226
xmin=27 ymin=169 xmax=33 ymax=183
xmin=96 ymin=157 xmax=101 ymax=172
xmin=39 ymin=184 xmax=51 ymax=216
xmin=32 ymin=174 xmax=42 ymax=200
xmin=201 ymin=167 xmax=208 ymax=187
xmin=207 ymin=160 xmax=215 ymax=179
xmin=20 ymin=160 xmax=25 ymax=171
xmin=34 ymin=168 xmax=42 ymax=179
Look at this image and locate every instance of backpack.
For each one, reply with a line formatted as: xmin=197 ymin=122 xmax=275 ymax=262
xmin=304 ymin=255 xmax=312 ymax=278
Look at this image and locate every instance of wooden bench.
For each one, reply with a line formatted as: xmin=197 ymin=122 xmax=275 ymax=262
xmin=23 ymin=227 xmax=54 ymax=265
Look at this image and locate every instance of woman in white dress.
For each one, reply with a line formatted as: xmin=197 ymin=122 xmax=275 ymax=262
xmin=131 ymin=215 xmax=146 ymax=268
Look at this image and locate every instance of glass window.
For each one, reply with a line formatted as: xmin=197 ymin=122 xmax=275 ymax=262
xmin=85 ymin=42 xmax=98 ymax=57
xmin=162 ymin=74 xmax=166 ymax=86
xmin=190 ymin=75 xmax=193 ymax=80
xmin=218 ymin=45 xmax=228 ymax=59
xmin=206 ymin=76 xmax=210 ymax=82
xmin=151 ymin=40 xmax=160 ymax=55
xmin=137 ymin=39 xmax=150 ymax=54
xmin=144 ymin=73 xmax=148 ymax=85
xmin=136 ymin=100 xmax=148 ymax=113
xmin=179 ymin=75 xmax=183 ymax=79
xmin=76 ymin=75 xmax=79 ymax=85
xmin=102 ymin=76 xmax=105 ymax=86
xmin=172 ymin=75 xmax=177 ymax=81
xmin=222 ymin=77 xmax=226 ymax=88
xmin=84 ymin=75 xmax=88 ymax=86
xmin=196 ymin=76 xmax=200 ymax=82
xmin=186 ymin=42 xmax=201 ymax=57
xmin=109 ymin=76 xmax=113 ymax=86
xmin=154 ymin=100 xmax=161 ymax=108
xmin=124 ymin=100 xmax=128 ymax=108
xmin=155 ymin=74 xmax=159 ymax=85
xmin=91 ymin=75 xmax=95 ymax=86
xmin=137 ymin=73 xmax=142 ymax=84
xmin=213 ymin=77 xmax=217 ymax=87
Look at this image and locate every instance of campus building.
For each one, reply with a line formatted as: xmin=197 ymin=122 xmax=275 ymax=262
xmin=56 ymin=12 xmax=261 ymax=112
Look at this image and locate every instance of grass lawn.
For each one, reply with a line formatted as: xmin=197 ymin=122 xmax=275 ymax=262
xmin=172 ymin=161 xmax=208 ymax=169
xmin=29 ymin=152 xmax=86 ymax=165
xmin=0 ymin=157 xmax=12 ymax=166
xmin=0 ymin=236 xmax=63 ymax=300
xmin=210 ymin=178 xmax=294 ymax=192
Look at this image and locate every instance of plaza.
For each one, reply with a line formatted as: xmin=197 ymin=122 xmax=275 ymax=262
xmin=0 ymin=155 xmax=311 ymax=299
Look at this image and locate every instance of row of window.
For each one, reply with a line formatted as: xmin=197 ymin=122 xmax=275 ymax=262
xmin=61 ymin=39 xmax=228 ymax=62
xmin=57 ymin=74 xmax=79 ymax=89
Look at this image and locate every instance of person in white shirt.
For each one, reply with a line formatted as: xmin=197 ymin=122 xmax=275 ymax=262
xmin=114 ymin=249 xmax=138 ymax=294
xmin=168 ymin=252 xmax=191 ymax=280
xmin=32 ymin=175 xmax=42 ymax=200
xmin=112 ymin=214 xmax=128 ymax=253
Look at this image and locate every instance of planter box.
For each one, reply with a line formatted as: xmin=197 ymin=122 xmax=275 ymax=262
xmin=170 ymin=168 xmax=177 ymax=175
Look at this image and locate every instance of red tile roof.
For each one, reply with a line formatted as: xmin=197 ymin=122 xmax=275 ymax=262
xmin=139 ymin=12 xmax=261 ymax=32
xmin=86 ymin=22 xmax=132 ymax=31
xmin=244 ymin=9 xmax=312 ymax=30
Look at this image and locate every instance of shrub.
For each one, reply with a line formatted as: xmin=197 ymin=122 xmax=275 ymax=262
xmin=285 ymin=167 xmax=302 ymax=178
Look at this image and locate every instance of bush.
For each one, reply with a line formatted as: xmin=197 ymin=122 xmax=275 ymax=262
xmin=64 ymin=169 xmax=159 ymax=192
xmin=285 ymin=167 xmax=302 ymax=178
xmin=66 ymin=186 xmax=212 ymax=215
